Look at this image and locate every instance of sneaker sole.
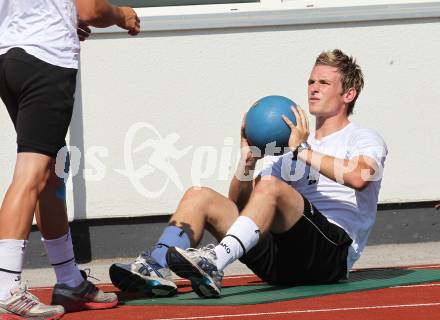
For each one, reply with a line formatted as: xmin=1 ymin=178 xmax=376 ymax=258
xmin=81 ymin=300 xmax=119 ymax=310
xmin=0 ymin=312 xmax=64 ymax=320
xmin=109 ymin=264 xmax=177 ymax=297
xmin=52 ymin=295 xmax=118 ymax=313
xmin=166 ymin=247 xmax=220 ymax=298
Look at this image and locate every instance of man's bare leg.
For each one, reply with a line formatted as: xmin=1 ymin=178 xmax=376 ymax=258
xmin=109 ymin=186 xmax=240 ymax=296
xmin=148 ymin=186 xmax=240 ymax=268
xmin=241 ymin=176 xmax=305 ymax=234
xmin=35 ymin=159 xmax=68 ymax=239
xmin=168 ymin=187 xmax=240 ymax=245
xmin=165 ymin=177 xmax=307 ymax=297
xmin=34 ymin=159 xmax=84 ymax=288
xmin=0 ymin=153 xmax=52 ymax=300
xmin=0 ymin=153 xmax=52 ymax=239
xmin=33 ymin=157 xmax=118 ymax=311
xmin=211 ymin=176 xmax=305 ymax=271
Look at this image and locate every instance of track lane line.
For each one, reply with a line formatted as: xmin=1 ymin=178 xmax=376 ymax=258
xmin=391 ymin=283 xmax=440 ymax=288
xmin=150 ymin=302 xmax=440 ymax=320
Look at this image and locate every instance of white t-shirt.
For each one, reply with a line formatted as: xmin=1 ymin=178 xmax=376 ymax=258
xmin=0 ymin=0 xmax=79 ymax=69
xmin=260 ymin=122 xmax=388 ymax=270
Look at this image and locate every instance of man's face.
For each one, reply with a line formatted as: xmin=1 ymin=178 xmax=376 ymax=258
xmin=308 ymin=65 xmax=347 ymax=117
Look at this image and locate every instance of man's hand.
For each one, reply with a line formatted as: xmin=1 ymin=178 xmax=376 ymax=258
xmin=77 ymin=20 xmax=91 ymax=41
xmin=435 ymin=203 xmax=440 ymax=210
xmin=240 ymin=113 xmax=262 ymax=165
xmin=282 ymin=105 xmax=310 ymax=152
xmin=117 ymin=7 xmax=140 ymax=36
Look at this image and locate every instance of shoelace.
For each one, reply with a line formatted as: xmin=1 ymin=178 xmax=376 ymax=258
xmin=15 ymin=281 xmax=40 ymax=303
xmin=80 ymin=268 xmax=100 ymax=282
xmin=186 ymin=246 xmax=224 ymax=284
xmin=133 ymin=251 xmax=160 ymax=277
xmin=135 ymin=250 xmax=153 ymax=264
xmin=186 ymin=244 xmax=217 ymax=261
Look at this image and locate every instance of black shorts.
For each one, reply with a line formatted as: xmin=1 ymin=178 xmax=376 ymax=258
xmin=0 ymin=48 xmax=77 ymax=157
xmin=240 ymin=195 xmax=353 ymax=285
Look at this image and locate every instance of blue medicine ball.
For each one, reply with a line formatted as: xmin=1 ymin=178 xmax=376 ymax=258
xmin=245 ymin=95 xmax=297 ymax=153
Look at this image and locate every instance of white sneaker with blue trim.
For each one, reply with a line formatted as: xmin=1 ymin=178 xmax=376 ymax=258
xmin=109 ymin=251 xmax=177 ymax=297
xmin=166 ymin=244 xmax=223 ymax=298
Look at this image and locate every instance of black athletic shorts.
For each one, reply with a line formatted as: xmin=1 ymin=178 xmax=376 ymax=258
xmin=0 ymin=48 xmax=77 ymax=157
xmin=240 ymin=195 xmax=353 ymax=285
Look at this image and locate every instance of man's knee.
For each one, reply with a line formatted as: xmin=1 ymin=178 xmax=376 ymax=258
xmin=254 ymin=176 xmax=285 ymax=199
xmin=12 ymin=162 xmax=53 ymax=194
xmin=181 ymin=186 xmax=216 ymax=205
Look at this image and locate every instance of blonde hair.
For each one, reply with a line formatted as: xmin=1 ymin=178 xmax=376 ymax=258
xmin=315 ymin=49 xmax=364 ymax=115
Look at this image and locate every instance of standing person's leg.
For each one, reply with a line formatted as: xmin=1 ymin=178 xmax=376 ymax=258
xmin=0 ymin=154 xmax=52 ymax=239
xmin=36 ymin=160 xmax=119 ymax=312
xmin=0 ymin=153 xmax=53 ymax=295
xmin=17 ymin=50 xmax=118 ymax=312
xmin=35 ymin=159 xmax=83 ymax=289
xmin=0 ymin=49 xmax=65 ymax=319
xmin=109 ymin=186 xmax=240 ymax=296
xmin=0 ymin=48 xmax=117 ymax=318
xmin=0 ymin=154 xmax=66 ymax=320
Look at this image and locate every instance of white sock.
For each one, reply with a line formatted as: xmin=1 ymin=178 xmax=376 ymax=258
xmin=214 ymin=216 xmax=260 ymax=271
xmin=151 ymin=226 xmax=190 ymax=268
xmin=0 ymin=239 xmax=27 ymax=300
xmin=41 ymin=230 xmax=83 ymax=288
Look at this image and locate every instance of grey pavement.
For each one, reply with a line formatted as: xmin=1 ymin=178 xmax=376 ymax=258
xmin=23 ymin=241 xmax=440 ymax=288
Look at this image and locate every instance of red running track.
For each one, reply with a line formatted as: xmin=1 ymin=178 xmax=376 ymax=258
xmin=28 ymin=265 xmax=440 ymax=320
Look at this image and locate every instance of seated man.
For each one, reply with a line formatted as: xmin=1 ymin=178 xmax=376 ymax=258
xmin=110 ymin=49 xmax=388 ymax=298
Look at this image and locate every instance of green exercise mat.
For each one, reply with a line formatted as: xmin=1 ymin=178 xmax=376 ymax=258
xmin=124 ymin=268 xmax=440 ymax=306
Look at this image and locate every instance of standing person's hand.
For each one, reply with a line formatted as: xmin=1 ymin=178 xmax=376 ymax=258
xmin=282 ymin=106 xmax=310 ymax=152
xmin=435 ymin=203 xmax=440 ymax=210
xmin=77 ymin=19 xmax=91 ymax=41
xmin=117 ymin=7 xmax=140 ymax=36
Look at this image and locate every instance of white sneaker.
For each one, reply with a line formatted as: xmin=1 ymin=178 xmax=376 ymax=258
xmin=0 ymin=282 xmax=64 ymax=320
xmin=109 ymin=251 xmax=177 ymax=297
xmin=166 ymin=245 xmax=223 ymax=298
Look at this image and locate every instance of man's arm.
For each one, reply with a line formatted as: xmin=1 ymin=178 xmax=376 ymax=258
xmin=229 ymin=158 xmax=257 ymax=211
xmin=228 ymin=116 xmax=261 ymax=211
xmin=76 ymin=0 xmax=140 ymax=35
xmin=297 ymin=150 xmax=378 ymax=191
xmin=283 ymin=106 xmax=381 ymax=191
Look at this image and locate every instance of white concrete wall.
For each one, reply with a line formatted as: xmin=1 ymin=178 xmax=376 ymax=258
xmin=1 ymin=3 xmax=439 ymax=220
